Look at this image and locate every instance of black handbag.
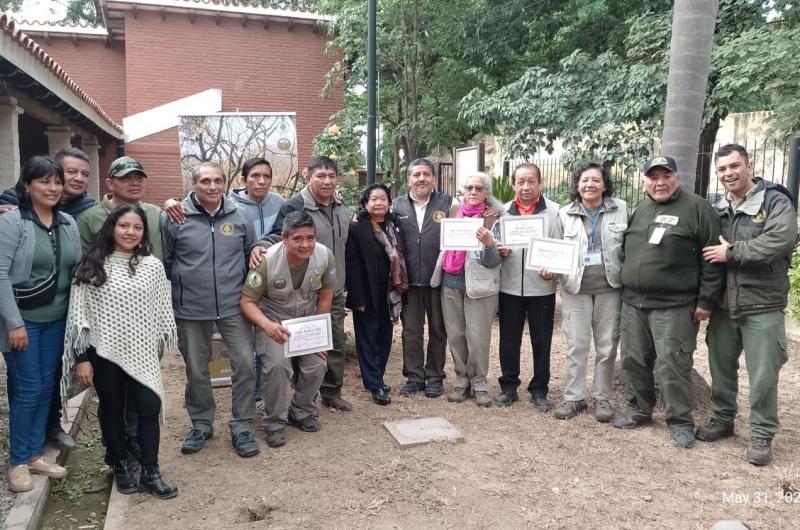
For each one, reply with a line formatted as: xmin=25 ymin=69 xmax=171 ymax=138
xmin=13 ymin=227 xmax=61 ymax=311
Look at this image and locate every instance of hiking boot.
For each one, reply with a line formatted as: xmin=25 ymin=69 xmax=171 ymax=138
xmin=231 ymin=431 xmax=260 ymax=458
xmin=288 ymin=411 xmax=321 ymax=432
xmin=181 ymin=428 xmax=212 ymax=454
xmin=321 ymin=396 xmax=353 ymax=412
xmin=493 ymin=391 xmax=519 ymax=407
xmin=265 ymin=428 xmax=287 ymax=448
xmin=474 ymin=390 xmax=492 ymax=407
xmin=594 ymin=400 xmax=615 ymax=423
xmin=553 ymin=400 xmax=587 ymax=420
xmin=46 ymin=426 xmax=77 ymax=452
xmin=672 ymin=429 xmax=696 ymax=449
xmin=530 ymin=394 xmax=552 ymax=413
xmin=612 ymin=414 xmax=651 ymax=430
xmin=696 ymin=418 xmax=734 ymax=442
xmin=424 ymin=381 xmax=444 ymax=398
xmin=746 ymin=437 xmax=772 ymax=466
xmin=140 ymin=465 xmax=178 ymax=500
xmin=447 ymin=386 xmax=470 ymax=403
xmin=28 ymin=457 xmax=67 ymax=479
xmin=399 ymin=381 xmax=425 ymax=396
xmin=126 ymin=436 xmax=143 ymax=464
xmin=113 ymin=459 xmax=139 ymax=494
xmin=7 ymin=465 xmax=32 ymax=493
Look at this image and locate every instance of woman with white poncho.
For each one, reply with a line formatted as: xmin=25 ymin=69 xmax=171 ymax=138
xmin=62 ymin=203 xmax=178 ymax=499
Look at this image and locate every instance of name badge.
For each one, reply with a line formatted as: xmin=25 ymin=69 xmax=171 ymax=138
xmin=649 ymin=227 xmax=666 ymax=245
xmin=584 ymin=252 xmax=602 ymax=266
xmin=310 ymin=275 xmax=322 ymax=289
xmin=654 ymin=215 xmax=679 ymax=226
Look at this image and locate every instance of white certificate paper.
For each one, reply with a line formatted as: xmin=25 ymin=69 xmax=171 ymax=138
xmin=500 ymin=215 xmax=547 ymax=248
xmin=282 ymin=314 xmax=333 ymax=358
xmin=439 ymin=218 xmax=484 ymax=251
xmin=525 ymin=237 xmax=579 ymax=275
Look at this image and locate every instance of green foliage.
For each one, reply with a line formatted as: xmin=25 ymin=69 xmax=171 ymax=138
xmin=312 ymin=92 xmax=365 ymax=174
xmin=0 ymin=0 xmax=23 ymax=12
xmin=789 ymin=246 xmax=800 ymax=319
xmin=491 ymin=176 xmax=515 ymax=203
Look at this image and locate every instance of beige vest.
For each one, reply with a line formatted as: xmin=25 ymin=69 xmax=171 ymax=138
xmin=258 ymin=242 xmax=329 ymax=321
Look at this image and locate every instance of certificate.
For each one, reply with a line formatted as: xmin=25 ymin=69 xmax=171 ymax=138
xmin=282 ymin=314 xmax=333 ymax=358
xmin=500 ymin=215 xmax=547 ymax=248
xmin=525 ymin=237 xmax=579 ymax=275
xmin=439 ymin=218 xmax=484 ymax=251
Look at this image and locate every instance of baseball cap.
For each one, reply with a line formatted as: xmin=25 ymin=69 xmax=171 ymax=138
xmin=643 ymin=156 xmax=677 ymax=175
xmin=108 ymin=156 xmax=148 ymax=178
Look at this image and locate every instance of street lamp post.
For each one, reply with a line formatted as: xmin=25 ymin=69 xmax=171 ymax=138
xmin=367 ymin=0 xmax=377 ymax=184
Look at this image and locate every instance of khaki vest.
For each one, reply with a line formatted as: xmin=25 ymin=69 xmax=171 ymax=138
xmin=258 ymin=242 xmax=329 ymax=321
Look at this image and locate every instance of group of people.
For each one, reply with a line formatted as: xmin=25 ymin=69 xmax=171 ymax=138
xmin=0 ymin=143 xmax=794 ymax=499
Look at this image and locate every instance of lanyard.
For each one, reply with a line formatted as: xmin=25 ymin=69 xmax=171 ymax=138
xmin=582 ymin=204 xmax=603 ymax=251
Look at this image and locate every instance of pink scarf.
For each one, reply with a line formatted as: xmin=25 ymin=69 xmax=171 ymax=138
xmin=442 ymin=202 xmax=487 ymax=275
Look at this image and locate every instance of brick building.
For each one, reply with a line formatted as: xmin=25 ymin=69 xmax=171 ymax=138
xmin=11 ymin=0 xmax=342 ymax=204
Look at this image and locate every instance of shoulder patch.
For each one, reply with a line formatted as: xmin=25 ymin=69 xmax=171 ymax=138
xmin=247 ymin=271 xmax=263 ymax=288
xmin=752 ymin=210 xmax=766 ymax=224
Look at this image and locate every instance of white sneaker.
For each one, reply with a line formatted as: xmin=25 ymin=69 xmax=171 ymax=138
xmin=8 ymin=465 xmax=33 ymax=492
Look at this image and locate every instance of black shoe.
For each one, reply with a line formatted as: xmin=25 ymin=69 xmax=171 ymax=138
xmin=612 ymin=414 xmax=651 ymax=430
xmin=181 ymin=428 xmax=212 ymax=454
xmin=399 ymin=381 xmax=426 ymax=396
xmin=382 ymin=384 xmax=392 ymax=393
xmin=371 ymin=388 xmax=391 ymax=406
xmin=113 ymin=459 xmax=139 ymax=494
xmin=232 ymin=431 xmax=260 ymax=458
xmin=530 ymin=395 xmax=552 ymax=413
xmin=424 ymin=381 xmax=444 ymax=398
xmin=125 ymin=436 xmax=143 ymax=464
xmin=493 ymin=391 xmax=519 ymax=407
xmin=696 ymin=418 xmax=734 ymax=442
xmin=265 ymin=428 xmax=287 ymax=448
xmin=46 ymin=427 xmax=77 ymax=452
xmin=140 ymin=465 xmax=178 ymax=500
xmin=288 ymin=411 xmax=321 ymax=432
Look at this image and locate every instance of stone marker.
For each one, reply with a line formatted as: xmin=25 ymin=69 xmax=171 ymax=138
xmin=711 ymin=521 xmax=752 ymax=530
xmin=384 ymin=417 xmax=464 ymax=448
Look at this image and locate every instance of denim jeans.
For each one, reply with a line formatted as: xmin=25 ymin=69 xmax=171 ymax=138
xmin=3 ymin=319 xmax=66 ymax=465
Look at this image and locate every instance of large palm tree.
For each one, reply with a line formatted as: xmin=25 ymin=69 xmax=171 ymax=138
xmin=661 ymin=0 xmax=719 ymax=192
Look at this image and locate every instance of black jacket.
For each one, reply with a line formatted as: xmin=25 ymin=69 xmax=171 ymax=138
xmin=392 ymin=191 xmax=453 ymax=286
xmin=345 ymin=214 xmax=403 ymax=314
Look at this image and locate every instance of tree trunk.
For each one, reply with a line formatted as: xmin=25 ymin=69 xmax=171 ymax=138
xmin=661 ymin=0 xmax=719 ymax=193
xmin=694 ymin=115 xmax=721 ymax=197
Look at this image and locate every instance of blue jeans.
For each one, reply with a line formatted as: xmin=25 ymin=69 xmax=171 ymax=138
xmin=3 ymin=319 xmax=66 ymax=465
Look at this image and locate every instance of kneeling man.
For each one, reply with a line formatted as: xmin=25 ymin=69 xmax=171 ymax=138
xmin=241 ymin=211 xmax=334 ymax=448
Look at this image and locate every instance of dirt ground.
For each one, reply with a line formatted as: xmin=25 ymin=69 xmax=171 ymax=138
xmin=118 ymin=309 xmax=800 ymax=530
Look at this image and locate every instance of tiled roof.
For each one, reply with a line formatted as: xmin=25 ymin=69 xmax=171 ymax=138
xmin=0 ymin=13 xmax=122 ymax=133
xmin=163 ymin=0 xmax=318 ymax=12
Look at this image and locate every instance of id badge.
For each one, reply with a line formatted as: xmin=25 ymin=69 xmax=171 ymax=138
xmin=584 ymin=252 xmax=602 ymax=266
xmin=649 ymin=227 xmax=666 ymax=245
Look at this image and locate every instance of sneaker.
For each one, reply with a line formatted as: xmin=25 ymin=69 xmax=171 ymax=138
xmin=594 ymin=400 xmax=615 ymax=423
xmin=672 ymin=430 xmax=696 ymax=449
xmin=265 ymin=428 xmax=287 ymax=448
xmin=612 ymin=414 xmax=651 ymax=430
xmin=447 ymin=386 xmax=470 ymax=403
xmin=321 ymin=397 xmax=353 ymax=412
xmin=46 ymin=427 xmax=77 ymax=452
xmin=8 ymin=465 xmax=32 ymax=492
xmin=399 ymin=381 xmax=426 ymax=397
xmin=424 ymin=381 xmax=444 ymax=398
xmin=474 ymin=390 xmax=492 ymax=407
xmin=27 ymin=457 xmax=67 ymax=479
xmin=553 ymin=400 xmax=587 ymax=420
xmin=288 ymin=412 xmax=321 ymax=432
xmin=530 ymin=394 xmax=552 ymax=413
xmin=747 ymin=437 xmax=772 ymax=466
xmin=231 ymin=431 xmax=260 ymax=458
xmin=493 ymin=391 xmax=519 ymax=407
xmin=181 ymin=428 xmax=212 ymax=454
xmin=696 ymin=418 xmax=734 ymax=442
xmin=255 ymin=398 xmax=266 ymax=413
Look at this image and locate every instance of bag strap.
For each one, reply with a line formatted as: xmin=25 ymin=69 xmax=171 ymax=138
xmin=49 ymin=221 xmax=62 ymax=276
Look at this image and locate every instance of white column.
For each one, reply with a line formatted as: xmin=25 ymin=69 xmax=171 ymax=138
xmin=45 ymin=124 xmax=72 ymax=155
xmin=83 ymin=137 xmax=101 ymax=199
xmin=0 ymin=96 xmax=23 ymax=190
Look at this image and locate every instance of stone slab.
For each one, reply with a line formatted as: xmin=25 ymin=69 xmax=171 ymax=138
xmin=383 ymin=417 xmax=464 ymax=449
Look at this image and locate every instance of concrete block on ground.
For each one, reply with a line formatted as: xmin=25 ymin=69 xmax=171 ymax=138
xmin=384 ymin=417 xmax=464 ymax=449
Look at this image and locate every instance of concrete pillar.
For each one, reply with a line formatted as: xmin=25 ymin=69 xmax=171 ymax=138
xmin=83 ymin=137 xmax=101 ymax=199
xmin=0 ymin=96 xmax=24 ymax=190
xmin=45 ymin=124 xmax=72 ymax=155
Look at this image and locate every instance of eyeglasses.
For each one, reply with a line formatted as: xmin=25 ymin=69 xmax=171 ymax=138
xmin=464 ymin=185 xmax=485 ymax=192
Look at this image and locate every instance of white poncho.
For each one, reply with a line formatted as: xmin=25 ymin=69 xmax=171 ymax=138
xmin=61 ymin=252 xmax=177 ymax=412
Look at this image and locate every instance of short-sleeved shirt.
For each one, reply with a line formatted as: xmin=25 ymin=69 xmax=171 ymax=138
xmin=242 ymin=250 xmax=336 ymax=300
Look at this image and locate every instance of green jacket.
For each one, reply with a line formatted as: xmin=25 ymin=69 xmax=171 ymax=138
xmin=77 ymin=195 xmax=163 ymax=260
xmin=621 ymin=188 xmax=724 ymax=310
xmin=714 ymin=178 xmax=797 ymax=317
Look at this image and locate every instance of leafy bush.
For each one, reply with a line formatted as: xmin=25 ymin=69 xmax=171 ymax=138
xmin=788 ymin=246 xmax=800 ymax=319
xmin=492 ymin=176 xmax=515 ymax=203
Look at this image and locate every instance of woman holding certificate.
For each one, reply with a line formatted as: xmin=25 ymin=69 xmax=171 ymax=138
xmin=345 ymin=183 xmax=408 ymax=406
xmin=542 ymin=162 xmax=627 ymax=423
xmin=433 ymin=172 xmax=503 ymax=407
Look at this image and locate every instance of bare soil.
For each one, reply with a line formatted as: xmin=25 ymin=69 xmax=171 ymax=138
xmin=112 ymin=311 xmax=800 ymax=529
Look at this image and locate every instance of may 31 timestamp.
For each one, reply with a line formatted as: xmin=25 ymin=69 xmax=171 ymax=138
xmin=722 ymin=490 xmax=800 ymax=505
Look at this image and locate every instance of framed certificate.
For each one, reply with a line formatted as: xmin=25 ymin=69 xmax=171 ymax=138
xmin=525 ymin=237 xmax=579 ymax=275
xmin=439 ymin=218 xmax=484 ymax=251
xmin=500 ymin=215 xmax=547 ymax=248
xmin=282 ymin=313 xmax=334 ymax=358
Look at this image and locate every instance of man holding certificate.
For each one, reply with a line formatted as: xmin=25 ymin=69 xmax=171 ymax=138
xmin=240 ymin=211 xmax=335 ymax=449
xmin=613 ymin=156 xmax=724 ymax=449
